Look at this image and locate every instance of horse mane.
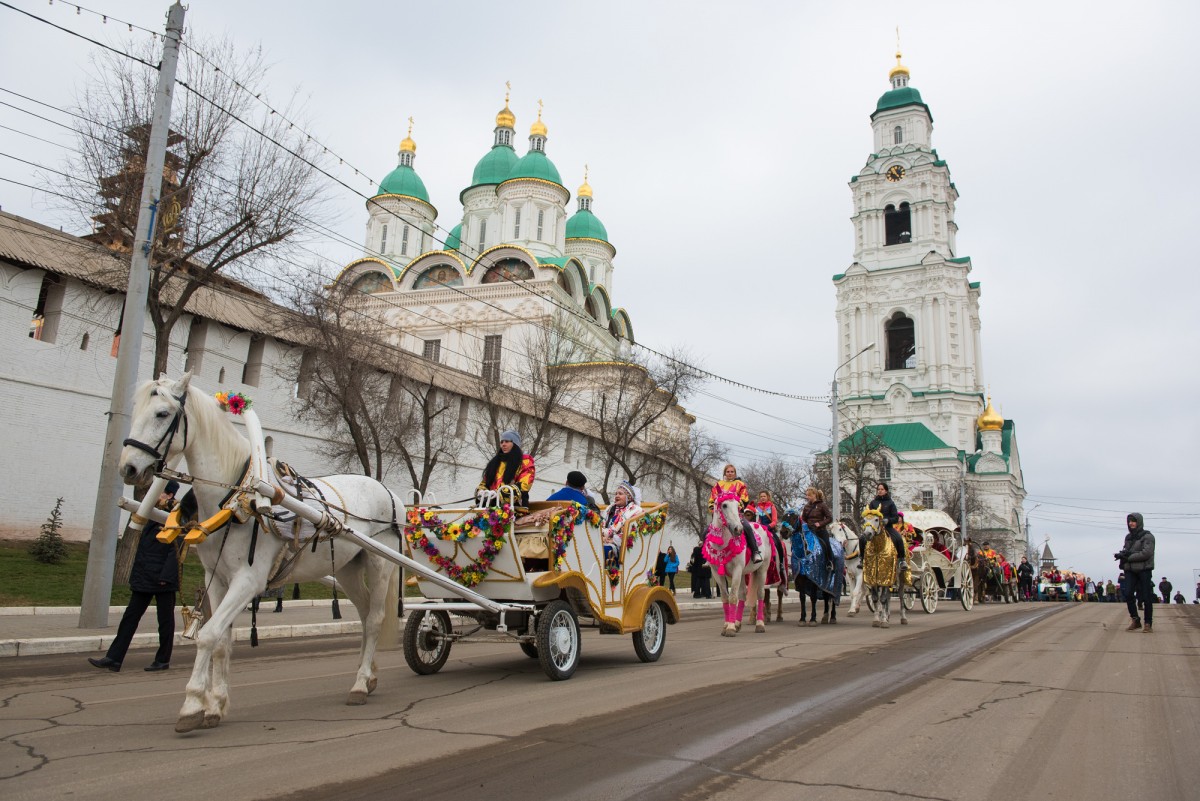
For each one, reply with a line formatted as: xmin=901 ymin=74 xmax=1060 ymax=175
xmin=135 ymin=376 xmax=250 ymax=480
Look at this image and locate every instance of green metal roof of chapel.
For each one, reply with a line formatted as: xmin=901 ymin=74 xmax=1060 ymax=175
xmin=469 ymin=145 xmax=519 ymax=188
xmin=375 ymin=164 xmax=430 ymax=203
xmin=838 ymin=423 xmax=952 ymax=454
xmin=503 ymin=149 xmax=563 ymax=186
xmin=566 ymin=209 xmax=609 ymax=242
xmin=872 ymin=86 xmax=933 ymax=122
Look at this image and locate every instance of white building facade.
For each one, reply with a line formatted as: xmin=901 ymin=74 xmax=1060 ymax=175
xmin=832 ymin=53 xmax=1027 ymax=559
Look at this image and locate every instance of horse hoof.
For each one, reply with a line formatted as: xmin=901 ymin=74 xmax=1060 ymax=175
xmin=821 ymin=614 xmax=829 ymax=624
xmin=808 ymin=620 xmax=819 ymax=627
xmin=755 ymin=623 xmax=766 ymax=633
xmin=367 ymin=676 xmax=378 ymax=695
xmin=871 ymin=620 xmax=881 ymax=628
xmin=847 ymin=610 xmax=858 ymax=617
xmin=200 ymin=714 xmax=221 ymax=729
xmin=796 ymin=620 xmax=806 ymax=627
xmin=830 ymin=618 xmax=838 ymax=625
xmin=346 ymin=691 xmax=368 ymax=706
xmin=775 ymin=615 xmax=783 ymax=622
xmin=901 ymin=618 xmax=909 ymax=625
xmin=175 ymin=712 xmax=205 ymax=733
xmin=880 ymin=621 xmax=890 ymax=629
xmin=734 ymin=623 xmax=743 ymax=632
xmin=721 ymin=628 xmax=736 ymax=638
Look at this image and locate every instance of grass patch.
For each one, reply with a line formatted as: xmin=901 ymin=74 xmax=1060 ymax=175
xmin=0 ymin=540 xmax=343 ymax=607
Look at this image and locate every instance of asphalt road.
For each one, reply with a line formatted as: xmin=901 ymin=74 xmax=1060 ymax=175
xmin=2 ymin=602 xmax=1197 ymax=801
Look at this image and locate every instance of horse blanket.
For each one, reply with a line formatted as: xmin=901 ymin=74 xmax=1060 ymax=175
xmin=790 ymin=526 xmax=844 ymax=602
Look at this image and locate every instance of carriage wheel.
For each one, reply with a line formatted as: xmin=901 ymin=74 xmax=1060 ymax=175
xmin=920 ymin=568 xmax=938 ymax=613
xmin=403 ymin=610 xmax=452 ymax=675
xmin=536 ymin=600 xmax=581 ymax=681
xmin=902 ymin=582 xmax=917 ymax=611
xmin=960 ymin=571 xmax=975 ymax=611
xmin=632 ymin=600 xmax=668 ymax=663
xmin=519 ymin=642 xmax=539 ymax=659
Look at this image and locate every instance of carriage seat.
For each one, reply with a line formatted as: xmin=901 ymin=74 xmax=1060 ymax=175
xmin=514 ymin=501 xmax=575 ymax=570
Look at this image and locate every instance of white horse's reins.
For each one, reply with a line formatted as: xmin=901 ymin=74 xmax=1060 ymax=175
xmin=122 ymin=388 xmax=188 ymax=471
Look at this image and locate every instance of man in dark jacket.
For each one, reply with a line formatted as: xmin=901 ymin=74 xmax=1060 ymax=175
xmin=1158 ymin=577 xmax=1173 ymax=604
xmin=1016 ymin=557 xmax=1035 ymax=600
xmin=1115 ymin=512 xmax=1155 ymax=633
xmin=88 ymin=482 xmax=183 ymax=671
xmin=867 ymin=483 xmax=908 ymax=571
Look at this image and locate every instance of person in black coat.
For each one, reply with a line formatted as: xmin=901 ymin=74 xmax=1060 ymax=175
xmin=867 ymin=482 xmax=908 ymax=571
xmin=88 ymin=482 xmax=183 ymax=672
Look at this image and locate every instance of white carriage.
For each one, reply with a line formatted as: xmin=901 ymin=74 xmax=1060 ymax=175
xmin=399 ymin=493 xmax=679 ymax=681
xmin=904 ymin=509 xmax=974 ymax=613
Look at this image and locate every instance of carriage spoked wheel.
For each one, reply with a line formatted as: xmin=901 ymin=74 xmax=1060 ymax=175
xmin=403 ymin=610 xmax=453 ymax=675
xmin=632 ymin=600 xmax=668 ymax=663
xmin=960 ymin=571 xmax=975 ymax=611
xmin=536 ymin=600 xmax=581 ymax=681
xmin=902 ymin=582 xmax=917 ymax=611
xmin=920 ymin=567 xmax=939 ymax=613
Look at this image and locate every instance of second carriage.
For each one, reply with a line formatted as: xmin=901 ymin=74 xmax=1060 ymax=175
xmin=904 ymin=509 xmax=974 ymax=613
xmin=400 ymin=492 xmax=679 ymax=681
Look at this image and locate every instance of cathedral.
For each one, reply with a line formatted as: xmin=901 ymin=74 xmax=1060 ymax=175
xmin=331 ymin=93 xmax=635 ymax=379
xmin=832 ymin=51 xmax=1027 ymax=559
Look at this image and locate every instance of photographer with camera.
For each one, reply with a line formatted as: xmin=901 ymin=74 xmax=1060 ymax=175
xmin=1115 ymin=512 xmax=1155 ymax=633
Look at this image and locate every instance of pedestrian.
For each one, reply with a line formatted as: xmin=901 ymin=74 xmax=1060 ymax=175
xmin=688 ymin=544 xmax=713 ymax=598
xmin=88 ymin=481 xmax=183 ymax=672
xmin=1115 ymin=513 xmax=1156 ymax=633
xmin=1106 ymin=579 xmax=1116 ymax=602
xmin=664 ymin=545 xmax=679 ymax=594
xmin=1096 ymin=580 xmax=1105 ymax=603
xmin=1174 ymin=591 xmax=1186 ymax=605
xmin=654 ymin=550 xmax=667 ymax=587
xmin=1085 ymin=578 xmax=1096 ymax=602
xmin=1017 ymin=557 xmax=1034 ymax=601
xmin=1158 ymin=576 xmax=1173 ymax=605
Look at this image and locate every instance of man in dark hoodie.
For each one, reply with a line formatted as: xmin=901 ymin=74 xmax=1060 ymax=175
xmin=1115 ymin=512 xmax=1155 ymax=633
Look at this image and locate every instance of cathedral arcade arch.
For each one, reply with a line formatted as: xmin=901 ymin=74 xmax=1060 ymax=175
xmin=334 ymin=257 xmax=398 ymax=295
xmin=884 ymin=311 xmax=916 ymax=370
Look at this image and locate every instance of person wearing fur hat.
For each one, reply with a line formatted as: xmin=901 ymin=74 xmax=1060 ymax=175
xmin=602 ymin=480 xmax=643 ymax=566
xmin=478 ymin=430 xmax=536 ymax=506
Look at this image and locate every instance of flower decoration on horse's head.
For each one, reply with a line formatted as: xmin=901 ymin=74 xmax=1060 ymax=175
xmin=214 ymin=391 xmax=252 ymax=415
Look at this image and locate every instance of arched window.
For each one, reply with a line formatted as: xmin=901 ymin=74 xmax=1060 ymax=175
xmin=885 ymin=201 xmax=911 ymax=246
xmin=885 ymin=312 xmax=916 ymax=370
xmin=351 ymin=271 xmax=391 ymax=294
xmin=413 ymin=265 xmax=463 ymax=289
xmin=514 ymin=208 xmax=521 ymax=239
xmin=481 ymin=257 xmax=534 ymax=285
xmin=893 ymin=126 xmax=903 ymax=145
xmin=536 ymin=209 xmax=545 ymax=240
xmin=380 ymin=224 xmax=388 ymax=254
xmin=401 ymin=225 xmax=409 ymax=256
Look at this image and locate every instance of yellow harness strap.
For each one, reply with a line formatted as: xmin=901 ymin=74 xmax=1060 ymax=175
xmin=183 ymin=509 xmax=234 ymax=544
xmin=156 ymin=508 xmax=185 ymax=544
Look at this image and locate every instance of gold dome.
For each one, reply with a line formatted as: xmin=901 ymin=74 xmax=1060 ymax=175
xmin=577 ymin=166 xmax=592 ymax=198
xmin=399 ymin=117 xmax=416 ymax=153
xmin=977 ymin=396 xmax=1004 ymax=432
xmin=889 ymin=50 xmax=910 ymax=80
xmin=496 ymin=104 xmax=515 ymax=129
xmin=530 ymin=100 xmax=547 ymax=137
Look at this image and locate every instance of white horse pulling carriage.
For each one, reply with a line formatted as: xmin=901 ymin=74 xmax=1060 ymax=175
xmin=117 ymin=375 xmax=679 ymax=733
xmin=401 ymin=493 xmax=678 ymax=681
xmin=904 ymin=509 xmax=974 ymax=613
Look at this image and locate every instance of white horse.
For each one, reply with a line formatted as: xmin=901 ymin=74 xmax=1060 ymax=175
xmin=703 ymin=492 xmax=773 ymax=636
xmin=118 ymin=374 xmax=402 ymax=733
xmin=859 ymin=509 xmax=909 ymax=628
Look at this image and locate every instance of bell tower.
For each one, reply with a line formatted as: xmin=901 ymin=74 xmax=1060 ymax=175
xmin=833 ymin=50 xmax=985 ymax=452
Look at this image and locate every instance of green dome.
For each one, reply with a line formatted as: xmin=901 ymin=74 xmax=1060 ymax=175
xmin=504 ymin=149 xmax=562 ymax=186
xmin=444 ymin=223 xmax=462 ymax=251
xmin=566 ymin=209 xmax=608 ymax=242
xmin=470 ymin=145 xmax=519 ymax=188
xmin=872 ymin=86 xmax=932 ymax=121
xmin=376 ymin=164 xmax=430 ymax=203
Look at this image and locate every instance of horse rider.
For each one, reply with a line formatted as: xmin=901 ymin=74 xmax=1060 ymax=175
xmin=708 ymin=463 xmax=762 ymax=564
xmin=867 ymin=482 xmax=908 ymax=573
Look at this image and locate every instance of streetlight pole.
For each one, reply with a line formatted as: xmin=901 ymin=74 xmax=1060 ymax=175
xmin=830 ymin=342 xmax=875 ymax=520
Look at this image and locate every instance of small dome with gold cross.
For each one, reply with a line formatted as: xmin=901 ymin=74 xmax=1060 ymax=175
xmin=977 ymin=396 xmax=1004 ymax=431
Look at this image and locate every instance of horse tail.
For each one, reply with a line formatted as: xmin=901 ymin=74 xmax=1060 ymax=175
xmin=379 ymin=566 xmax=401 ymax=649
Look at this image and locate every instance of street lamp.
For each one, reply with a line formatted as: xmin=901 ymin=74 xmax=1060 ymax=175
xmin=830 ymin=342 xmax=875 ymax=520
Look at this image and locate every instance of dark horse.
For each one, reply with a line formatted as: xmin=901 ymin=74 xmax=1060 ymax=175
xmin=789 ymin=521 xmax=844 ymax=626
xmin=968 ymin=541 xmax=1012 ymax=604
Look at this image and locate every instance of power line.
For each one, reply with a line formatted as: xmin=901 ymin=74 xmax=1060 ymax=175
xmin=0 ymin=1 xmax=157 ymax=69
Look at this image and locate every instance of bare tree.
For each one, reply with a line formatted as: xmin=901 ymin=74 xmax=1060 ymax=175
xmin=662 ymin=427 xmax=722 ymax=542
xmin=828 ymin=417 xmax=891 ymax=530
xmin=581 ymin=348 xmax=703 ymax=503
xmin=469 ymin=316 xmax=588 ymax=463
xmin=936 ymin=476 xmax=991 ymax=530
xmin=54 ymin=36 xmax=328 ymax=377
xmin=740 ymin=454 xmax=809 ymax=513
xmin=386 ymin=369 xmax=464 ymax=497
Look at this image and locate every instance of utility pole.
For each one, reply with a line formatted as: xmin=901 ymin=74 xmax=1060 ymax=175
xmin=79 ymin=2 xmax=186 ymax=628
xmin=830 ymin=343 xmax=874 ymax=521
xmin=959 ymin=454 xmax=968 ymax=545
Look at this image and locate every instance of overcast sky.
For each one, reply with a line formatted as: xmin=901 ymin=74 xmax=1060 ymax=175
xmin=1 ymin=1 xmax=1196 ymax=586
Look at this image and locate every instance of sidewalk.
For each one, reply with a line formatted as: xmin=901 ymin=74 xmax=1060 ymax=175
xmin=0 ymin=593 xmax=742 ymax=658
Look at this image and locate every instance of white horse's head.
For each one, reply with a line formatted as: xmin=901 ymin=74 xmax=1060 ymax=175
xmin=861 ymin=508 xmax=886 ymax=539
xmin=119 ymin=373 xmax=194 ymax=486
xmin=710 ymin=491 xmax=743 ymax=539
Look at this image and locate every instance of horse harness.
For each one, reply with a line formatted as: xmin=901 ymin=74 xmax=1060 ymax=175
xmin=123 ymin=388 xmax=188 ymax=471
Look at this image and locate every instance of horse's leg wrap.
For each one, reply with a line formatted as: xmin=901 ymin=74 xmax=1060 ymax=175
xmin=736 ymin=599 xmax=746 ymax=620
xmin=756 ymin=599 xmax=765 ymax=621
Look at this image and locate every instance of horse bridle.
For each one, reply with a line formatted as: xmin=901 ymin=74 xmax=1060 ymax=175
xmin=122 ymin=389 xmax=189 ymax=471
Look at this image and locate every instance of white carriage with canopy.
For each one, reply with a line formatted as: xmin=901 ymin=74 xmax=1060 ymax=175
xmin=904 ymin=509 xmax=973 ymax=613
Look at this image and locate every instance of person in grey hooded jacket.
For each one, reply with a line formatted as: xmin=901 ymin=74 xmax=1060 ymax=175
xmin=1115 ymin=512 xmax=1155 ymax=632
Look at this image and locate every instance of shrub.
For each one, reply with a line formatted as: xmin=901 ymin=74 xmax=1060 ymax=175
xmin=29 ymin=497 xmax=69 ymax=565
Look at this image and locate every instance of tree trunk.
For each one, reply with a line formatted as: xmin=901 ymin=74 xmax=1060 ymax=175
xmin=112 ymin=483 xmax=148 ymax=585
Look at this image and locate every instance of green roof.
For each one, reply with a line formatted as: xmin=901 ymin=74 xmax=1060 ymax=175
xmin=537 ymin=256 xmax=570 ymax=268
xmin=969 ymin=281 xmax=980 ymax=289
xmin=948 ymin=256 xmax=970 ymax=263
xmin=503 ymin=149 xmax=562 ymax=186
xmin=469 ymin=145 xmax=518 ymax=188
xmin=839 ymin=423 xmax=952 ymax=454
xmin=872 ymin=86 xmax=933 ymax=122
xmin=444 ymin=223 xmax=462 ymax=251
xmin=376 ymin=164 xmax=430 ymax=203
xmin=566 ymin=209 xmax=609 ymax=242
